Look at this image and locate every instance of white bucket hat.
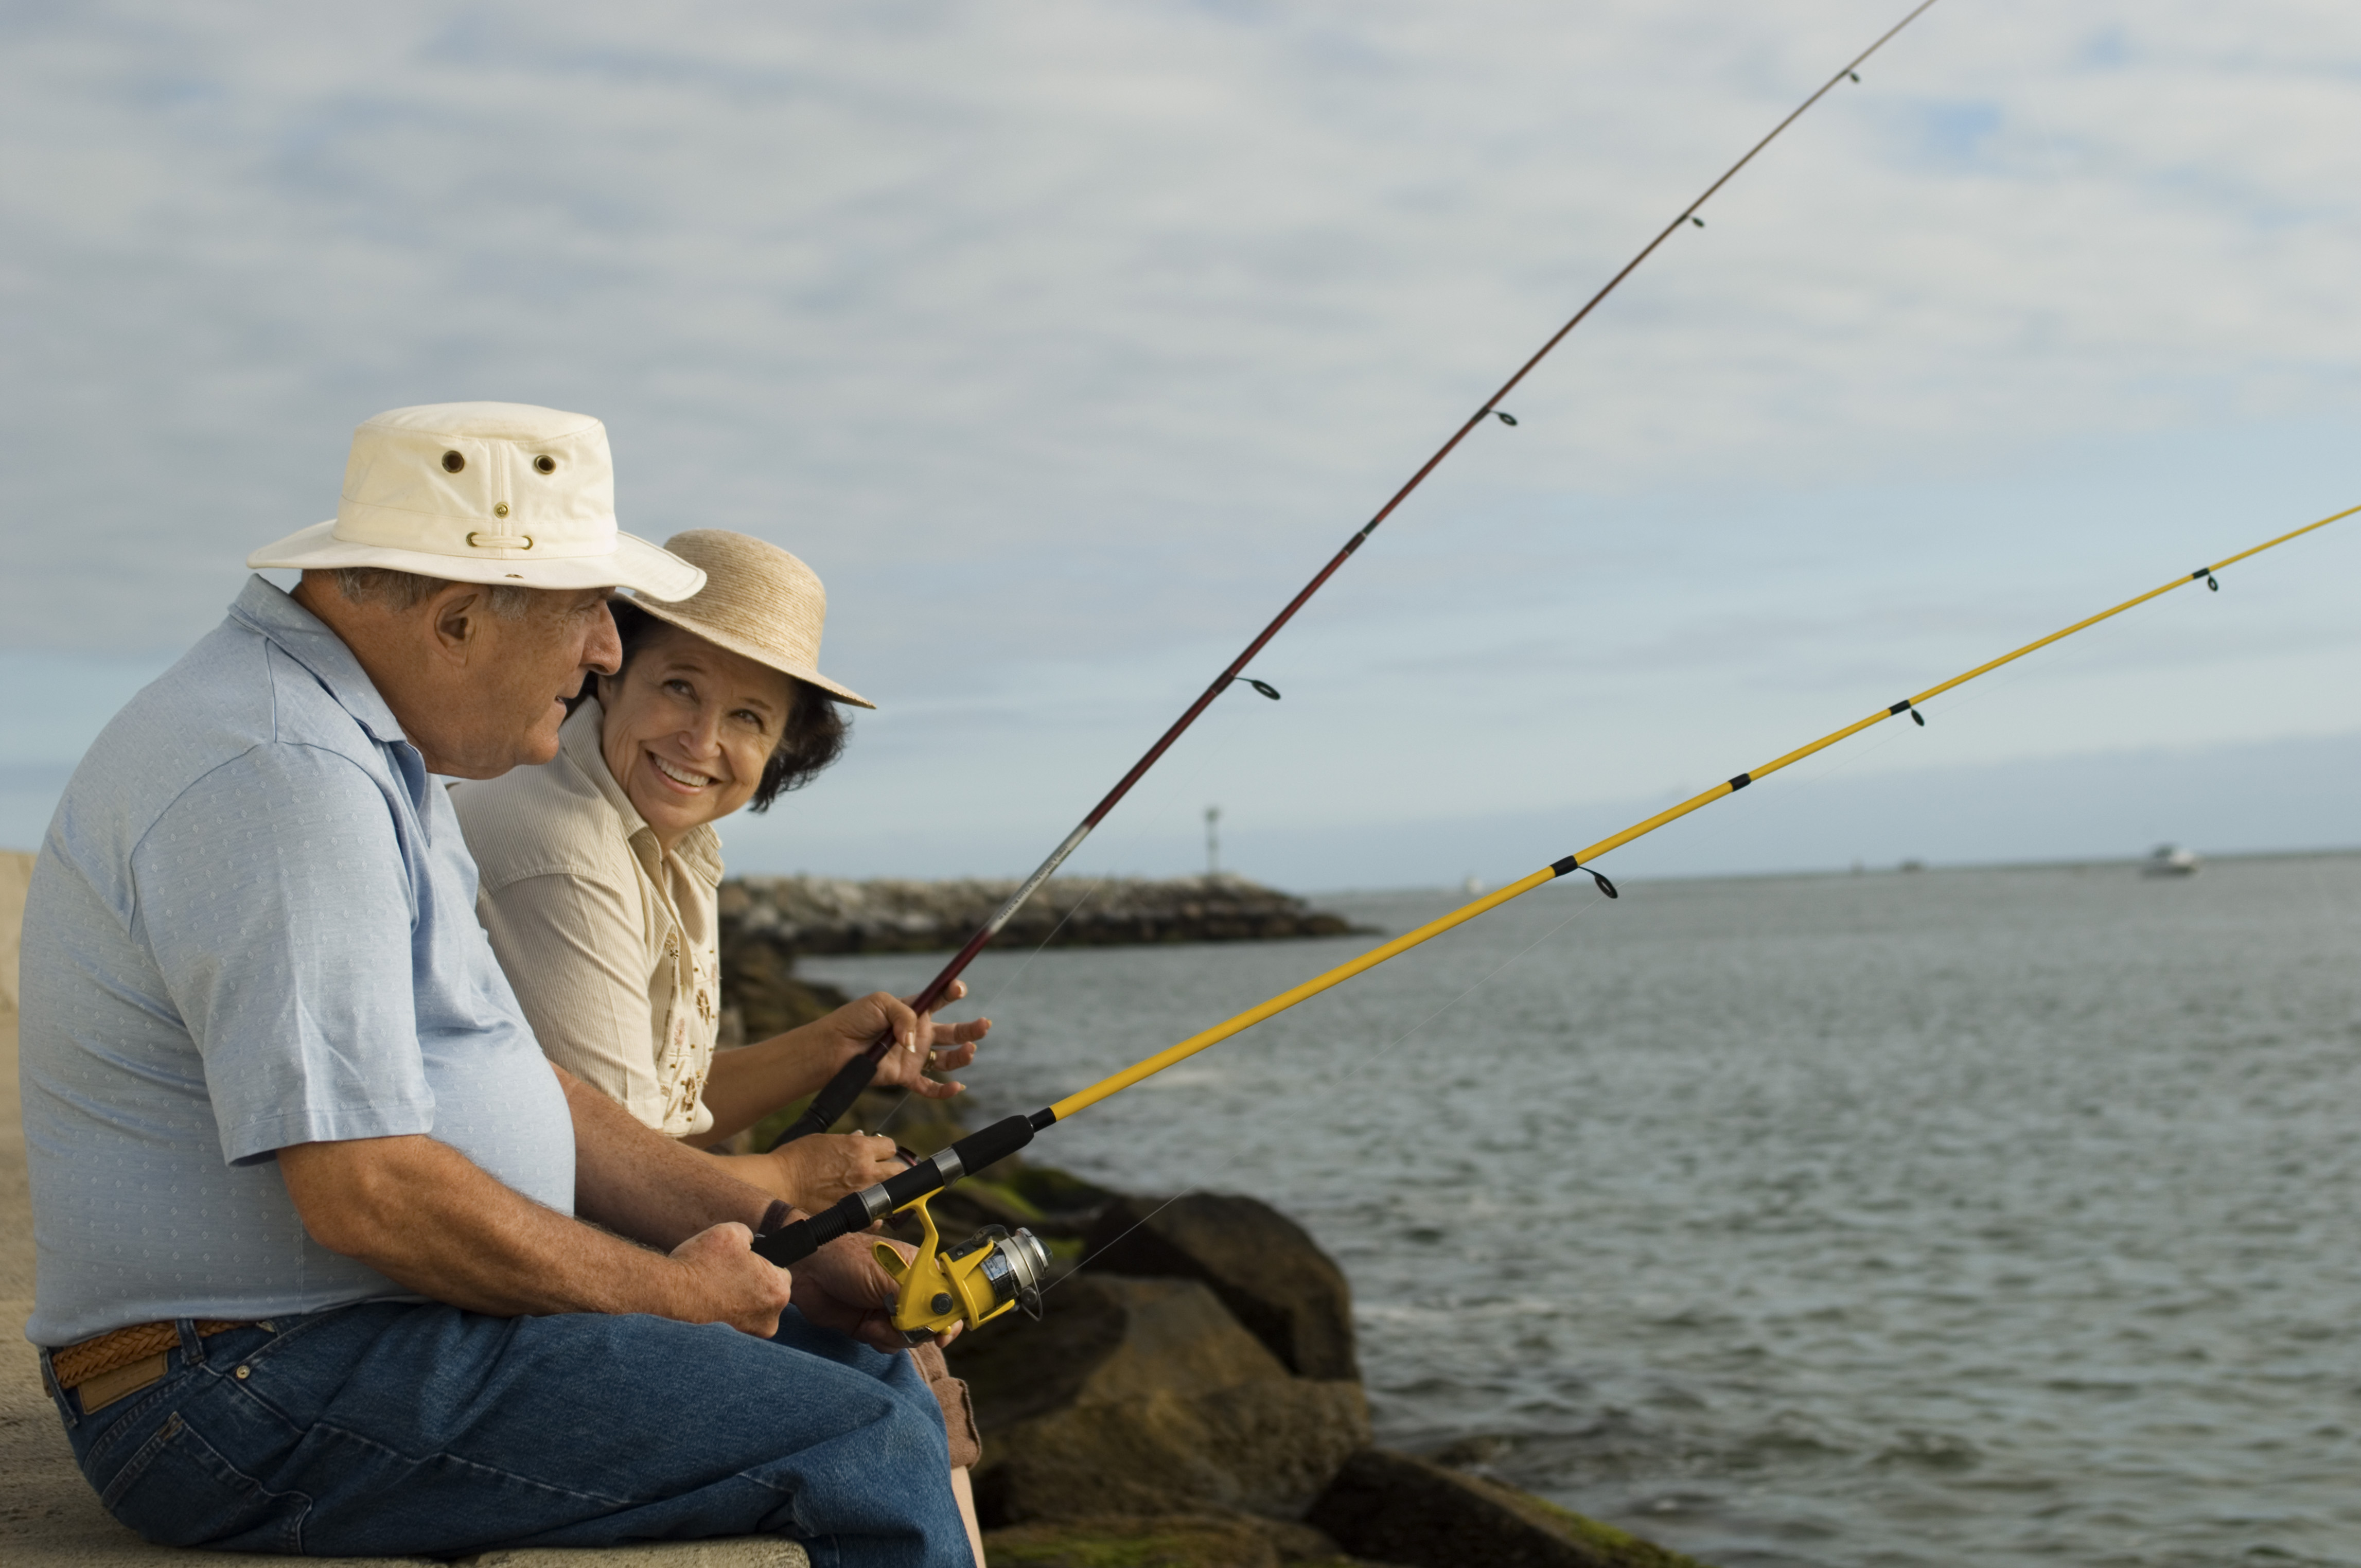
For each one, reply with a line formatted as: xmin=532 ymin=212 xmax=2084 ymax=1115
xmin=630 ymin=530 xmax=874 ymax=709
xmin=246 ymin=401 xmax=706 ymax=601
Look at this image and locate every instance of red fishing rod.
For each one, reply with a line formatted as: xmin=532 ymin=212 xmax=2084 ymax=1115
xmin=772 ymin=0 xmax=1945 ymax=1147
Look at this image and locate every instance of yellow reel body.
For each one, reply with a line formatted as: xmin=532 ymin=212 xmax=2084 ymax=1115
xmin=873 ymin=1191 xmax=1049 ymax=1342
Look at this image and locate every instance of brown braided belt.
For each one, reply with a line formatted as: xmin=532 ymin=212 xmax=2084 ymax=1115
xmin=51 ymin=1320 xmax=254 ymax=1410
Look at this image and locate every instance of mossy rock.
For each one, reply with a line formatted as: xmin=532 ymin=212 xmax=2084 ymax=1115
xmin=1085 ymin=1194 xmax=1358 ymax=1381
xmin=951 ymin=1277 xmax=1369 ymax=1523
xmin=1309 ymin=1449 xmax=1711 ymax=1568
xmin=983 ymin=1514 xmax=1279 ymax=1568
xmin=983 ymin=1512 xmax=1370 ymax=1567
xmin=999 ymin=1161 xmax=1121 ymax=1215
xmin=718 ymin=932 xmax=849 ymax=1042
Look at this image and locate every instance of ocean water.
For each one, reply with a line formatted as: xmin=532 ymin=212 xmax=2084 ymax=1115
xmin=801 ymin=854 xmax=2361 ymax=1568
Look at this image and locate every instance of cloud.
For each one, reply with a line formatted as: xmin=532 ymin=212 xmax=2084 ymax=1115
xmin=4 ymin=1 xmax=2358 ymax=875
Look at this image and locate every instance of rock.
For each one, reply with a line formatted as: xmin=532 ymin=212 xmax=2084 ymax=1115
xmin=982 ymin=1512 xmax=1365 ymax=1567
xmin=994 ymin=1162 xmax=1123 ymax=1219
xmin=715 ymin=931 xmax=851 ymax=1045
xmin=1308 ymin=1450 xmax=1707 ymax=1568
xmin=834 ymin=1084 xmax=971 ymax=1158
xmin=947 ymin=1275 xmax=1369 ymax=1526
xmin=1084 ymin=1195 xmax=1358 ymax=1382
xmin=719 ymin=873 xmax=1361 ymax=957
xmin=981 ymin=1513 xmax=1280 ymax=1568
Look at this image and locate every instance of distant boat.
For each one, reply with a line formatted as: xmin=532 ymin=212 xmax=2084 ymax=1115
xmin=2142 ymin=843 xmax=2202 ymax=877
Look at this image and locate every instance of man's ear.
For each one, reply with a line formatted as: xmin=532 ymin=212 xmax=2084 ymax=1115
xmin=428 ymin=584 xmax=489 ymax=666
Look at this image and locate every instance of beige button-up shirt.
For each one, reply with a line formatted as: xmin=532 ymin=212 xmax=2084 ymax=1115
xmin=451 ymin=701 xmax=725 ymax=1138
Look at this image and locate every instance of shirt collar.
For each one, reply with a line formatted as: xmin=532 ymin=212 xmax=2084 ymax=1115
xmin=226 ymin=575 xmax=410 ymax=750
xmin=563 ymin=698 xmax=725 ymax=883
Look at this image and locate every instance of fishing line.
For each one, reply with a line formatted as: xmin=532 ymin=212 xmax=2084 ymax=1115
xmin=755 ymin=505 xmax=2358 ymax=1329
xmin=770 ymin=0 xmax=1947 ymax=1149
xmin=1041 ymin=1189 xmax=1195 ymax=1297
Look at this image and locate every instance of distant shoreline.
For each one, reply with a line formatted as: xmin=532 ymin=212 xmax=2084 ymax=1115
xmin=721 ymin=871 xmax=1367 ymax=957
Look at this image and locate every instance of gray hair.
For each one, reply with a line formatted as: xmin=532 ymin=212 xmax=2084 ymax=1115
xmin=328 ymin=567 xmax=533 ymax=621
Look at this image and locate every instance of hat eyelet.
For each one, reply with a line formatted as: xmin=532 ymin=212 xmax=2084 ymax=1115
xmin=442 ymin=450 xmax=466 ymax=473
xmin=533 ymin=455 xmax=557 ymax=474
xmin=467 ymin=532 xmax=534 ymax=551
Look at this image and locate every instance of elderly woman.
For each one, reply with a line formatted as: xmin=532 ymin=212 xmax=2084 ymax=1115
xmin=451 ymin=530 xmax=988 ymax=1554
xmin=453 ymin=530 xmax=988 ymax=1209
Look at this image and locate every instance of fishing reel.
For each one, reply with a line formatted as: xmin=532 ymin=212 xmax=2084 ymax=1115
xmin=874 ymin=1190 xmax=1050 ymax=1343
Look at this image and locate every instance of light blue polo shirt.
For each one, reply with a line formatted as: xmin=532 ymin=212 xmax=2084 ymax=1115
xmin=20 ymin=577 xmax=575 ymax=1347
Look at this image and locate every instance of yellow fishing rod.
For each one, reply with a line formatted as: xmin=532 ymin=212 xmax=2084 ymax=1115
xmin=754 ymin=503 xmax=2358 ymax=1334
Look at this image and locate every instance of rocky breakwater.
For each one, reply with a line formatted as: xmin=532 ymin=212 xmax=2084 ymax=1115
xmin=854 ymin=1094 xmax=1711 ymax=1568
xmin=719 ymin=873 xmax=1360 ymax=959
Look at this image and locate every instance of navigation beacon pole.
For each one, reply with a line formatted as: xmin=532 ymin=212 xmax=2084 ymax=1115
xmin=752 ymin=504 xmax=2358 ymax=1340
xmin=769 ymin=0 xmax=1948 ymax=1149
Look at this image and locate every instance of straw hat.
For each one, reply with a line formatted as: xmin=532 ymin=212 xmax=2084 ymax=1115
xmin=247 ymin=402 xmax=704 ymax=601
xmin=630 ymin=530 xmax=874 ymax=709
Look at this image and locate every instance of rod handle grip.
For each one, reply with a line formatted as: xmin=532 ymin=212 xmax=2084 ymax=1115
xmin=750 ymin=1112 xmax=1050 ymax=1266
xmin=765 ymin=966 xmax=973 ymax=1151
xmin=768 ymin=1038 xmax=889 ymax=1149
xmin=751 ymin=1203 xmax=849 ymax=1266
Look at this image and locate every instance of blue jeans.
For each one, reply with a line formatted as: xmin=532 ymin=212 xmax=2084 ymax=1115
xmin=43 ymin=1302 xmax=968 ymax=1566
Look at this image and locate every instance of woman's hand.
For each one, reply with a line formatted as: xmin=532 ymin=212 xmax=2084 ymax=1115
xmin=768 ymin=1132 xmax=907 ymax=1210
xmin=819 ymin=983 xmax=990 ymax=1101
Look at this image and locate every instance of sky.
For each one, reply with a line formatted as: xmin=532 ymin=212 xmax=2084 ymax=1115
xmin=3 ymin=0 xmax=2357 ymax=891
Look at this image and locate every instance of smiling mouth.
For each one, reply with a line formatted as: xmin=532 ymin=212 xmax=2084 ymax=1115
xmin=651 ymin=755 xmax=717 ymax=790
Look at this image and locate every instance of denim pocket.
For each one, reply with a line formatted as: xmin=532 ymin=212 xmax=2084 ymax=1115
xmin=98 ymin=1410 xmax=312 ymax=1553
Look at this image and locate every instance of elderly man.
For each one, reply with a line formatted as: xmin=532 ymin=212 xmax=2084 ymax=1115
xmin=20 ymin=403 xmax=977 ymax=1565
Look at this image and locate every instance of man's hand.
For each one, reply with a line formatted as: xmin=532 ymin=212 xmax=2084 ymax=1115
xmin=788 ymin=1233 xmax=962 ymax=1354
xmin=821 ymin=984 xmax=989 ymax=1100
xmin=667 ymin=1222 xmax=797 ymax=1337
xmin=769 ymin=1132 xmax=906 ymax=1210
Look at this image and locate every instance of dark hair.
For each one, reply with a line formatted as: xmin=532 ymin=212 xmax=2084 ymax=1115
xmin=594 ymin=597 xmax=851 ymax=812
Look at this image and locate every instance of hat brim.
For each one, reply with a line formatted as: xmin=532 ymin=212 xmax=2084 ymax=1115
xmin=248 ymin=520 xmax=707 ymax=601
xmin=627 ymin=594 xmax=877 ymax=710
